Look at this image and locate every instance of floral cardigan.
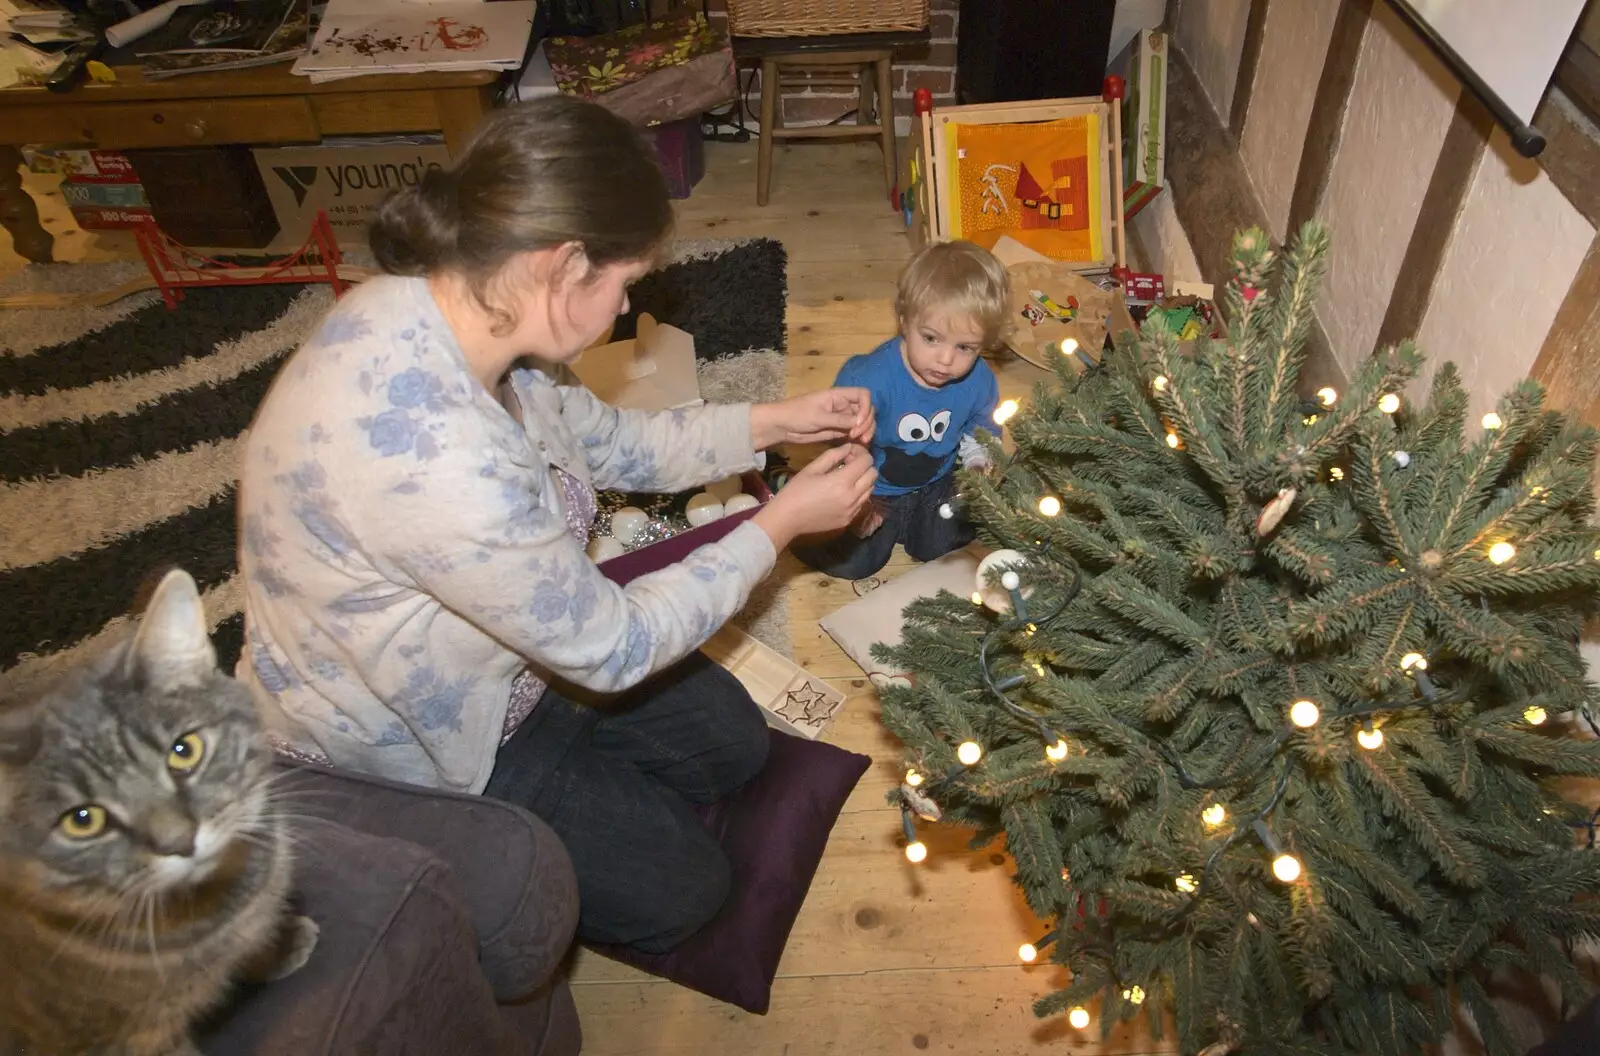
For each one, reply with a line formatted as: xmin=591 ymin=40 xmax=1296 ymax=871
xmin=237 ymin=275 xmax=774 ymax=793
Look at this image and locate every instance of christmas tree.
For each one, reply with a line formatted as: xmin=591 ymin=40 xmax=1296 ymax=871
xmin=879 ymin=224 xmax=1600 ymax=1055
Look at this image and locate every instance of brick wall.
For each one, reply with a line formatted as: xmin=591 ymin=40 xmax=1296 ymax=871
xmin=706 ymin=0 xmax=959 ymax=134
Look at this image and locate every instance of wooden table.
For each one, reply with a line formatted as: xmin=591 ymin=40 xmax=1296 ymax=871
xmin=0 ymin=64 xmax=498 ymax=263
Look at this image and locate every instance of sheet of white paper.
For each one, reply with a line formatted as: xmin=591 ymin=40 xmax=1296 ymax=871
xmin=295 ymin=0 xmax=533 ymax=73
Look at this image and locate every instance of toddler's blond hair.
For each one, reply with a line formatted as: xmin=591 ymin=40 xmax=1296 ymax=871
xmin=895 ymin=241 xmax=1010 ymax=349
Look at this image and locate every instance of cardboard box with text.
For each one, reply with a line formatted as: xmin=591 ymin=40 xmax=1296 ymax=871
xmin=253 ymin=137 xmax=452 ymax=249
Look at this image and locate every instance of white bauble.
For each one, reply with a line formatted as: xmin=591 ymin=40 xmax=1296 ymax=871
xmin=723 ymin=493 xmax=760 ymax=515
xmin=974 ymin=549 xmax=1033 ymax=614
xmin=685 ymin=492 xmax=725 ymax=526
xmin=587 ymin=535 xmax=625 ymax=562
xmin=611 ymin=507 xmax=649 ymax=545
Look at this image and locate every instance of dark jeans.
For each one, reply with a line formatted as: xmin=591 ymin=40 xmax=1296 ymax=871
xmin=793 ymin=473 xmax=973 ymax=580
xmin=483 ymin=653 xmax=769 ymax=954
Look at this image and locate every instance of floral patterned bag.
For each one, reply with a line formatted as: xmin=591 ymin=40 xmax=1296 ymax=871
xmin=546 ymin=7 xmax=736 ymax=127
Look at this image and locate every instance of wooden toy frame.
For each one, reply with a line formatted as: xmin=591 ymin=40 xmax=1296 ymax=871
xmin=908 ymin=87 xmax=1128 ymax=275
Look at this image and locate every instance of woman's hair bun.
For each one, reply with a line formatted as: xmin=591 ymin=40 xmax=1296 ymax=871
xmin=370 ymin=167 xmax=460 ymax=276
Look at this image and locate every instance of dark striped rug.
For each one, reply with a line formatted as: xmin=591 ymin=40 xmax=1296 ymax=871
xmin=0 ymin=238 xmax=788 ymax=695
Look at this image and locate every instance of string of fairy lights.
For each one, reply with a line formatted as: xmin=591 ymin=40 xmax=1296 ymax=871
xmin=894 ymin=373 xmax=1569 ymax=1031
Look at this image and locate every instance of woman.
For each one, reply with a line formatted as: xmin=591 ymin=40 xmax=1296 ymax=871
xmin=237 ymin=96 xmax=878 ymax=953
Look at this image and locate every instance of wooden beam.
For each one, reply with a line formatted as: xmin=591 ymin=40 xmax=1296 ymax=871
xmin=1286 ymin=0 xmax=1374 ymax=237
xmin=1533 ymin=90 xmax=1600 ymax=229
xmin=1372 ymin=90 xmax=1494 ymax=355
xmin=1228 ymin=0 xmax=1273 ymax=141
xmin=1531 ymin=236 xmax=1600 ymax=430
xmin=1164 ymin=47 xmax=1345 ymax=392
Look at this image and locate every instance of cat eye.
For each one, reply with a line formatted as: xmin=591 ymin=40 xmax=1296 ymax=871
xmin=58 ymin=805 xmax=108 ymax=840
xmin=167 ymin=732 xmax=206 ymax=774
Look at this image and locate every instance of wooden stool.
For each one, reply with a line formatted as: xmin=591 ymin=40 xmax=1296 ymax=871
xmin=735 ymin=31 xmax=930 ymax=207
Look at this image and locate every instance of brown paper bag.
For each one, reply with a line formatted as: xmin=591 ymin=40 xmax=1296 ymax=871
xmin=1002 ymin=262 xmax=1116 ymax=371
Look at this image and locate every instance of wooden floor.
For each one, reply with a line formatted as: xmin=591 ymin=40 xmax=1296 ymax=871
xmin=0 ymin=139 xmax=1171 ymax=1055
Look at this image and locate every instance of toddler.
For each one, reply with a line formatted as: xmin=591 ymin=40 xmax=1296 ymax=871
xmin=795 ymin=240 xmax=1006 ymax=580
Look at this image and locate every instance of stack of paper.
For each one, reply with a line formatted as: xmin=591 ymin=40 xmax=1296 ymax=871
xmin=1 ymin=0 xmax=91 ymax=88
xmin=291 ymin=0 xmax=534 ymax=83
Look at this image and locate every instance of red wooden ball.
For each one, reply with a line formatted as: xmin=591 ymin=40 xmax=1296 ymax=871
xmin=913 ymin=87 xmax=934 ymax=113
xmin=1103 ymin=74 xmax=1126 ymax=101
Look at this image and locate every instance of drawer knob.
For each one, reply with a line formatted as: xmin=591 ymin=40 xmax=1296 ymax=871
xmin=185 ymin=119 xmax=207 ymax=139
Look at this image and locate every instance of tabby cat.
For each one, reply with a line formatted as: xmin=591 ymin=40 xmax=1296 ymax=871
xmin=0 ymin=570 xmax=317 ymax=1056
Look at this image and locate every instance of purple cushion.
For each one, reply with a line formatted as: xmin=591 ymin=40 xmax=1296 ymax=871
xmin=587 ymin=728 xmax=869 ymax=1013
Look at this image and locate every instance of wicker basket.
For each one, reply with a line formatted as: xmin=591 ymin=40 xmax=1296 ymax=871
xmin=725 ymin=0 xmax=929 ymax=38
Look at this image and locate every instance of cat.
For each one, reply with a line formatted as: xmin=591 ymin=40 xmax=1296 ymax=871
xmin=0 ymin=569 xmax=318 ymax=1056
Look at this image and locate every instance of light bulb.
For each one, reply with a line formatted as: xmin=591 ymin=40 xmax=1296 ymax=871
xmin=905 ymin=841 xmax=928 ymax=863
xmin=1045 ymin=739 xmax=1069 ymax=762
xmin=1201 ymin=803 xmax=1226 ymax=828
xmin=1378 ymin=393 xmax=1401 ymax=414
xmin=1126 ymin=985 xmax=1146 ymax=1005
xmin=1000 ymin=570 xmax=1021 ymax=591
xmin=1038 ymin=495 xmax=1062 ymax=517
xmin=1272 ymin=853 xmax=1303 ymax=883
xmin=1488 ymin=541 xmax=1516 ymax=565
xmin=905 ymin=768 xmax=924 ymax=787
xmin=1058 ymin=338 xmax=1079 ymax=357
xmin=1289 ymin=699 xmax=1320 ymax=728
xmin=1316 ymin=386 xmax=1338 ymax=406
xmin=1067 ymin=1007 xmax=1091 ymax=1030
xmin=1175 ymin=872 xmax=1197 ymax=893
xmin=1328 ymin=466 xmax=1345 ymax=482
xmin=1400 ymin=652 xmax=1427 ymax=672
xmin=1303 ymin=414 xmax=1320 ymax=426
xmin=1166 ymin=431 xmax=1181 ymax=449
xmin=971 ymin=591 xmax=984 ymax=605
xmin=957 ymin=741 xmax=983 ymax=766
xmin=938 ymin=502 xmax=954 ymax=520
xmin=1482 ymin=411 xmax=1503 ymax=430
xmin=1152 ymin=374 xmax=1169 ymax=393
xmin=1357 ymin=725 xmax=1384 ymax=750
xmin=1060 ymin=867 xmax=1071 ymax=882
xmin=993 ymin=399 xmax=1020 ymax=425
xmin=1525 ymin=706 xmax=1548 ymax=726
xmin=1018 ymin=942 xmax=1038 ymax=963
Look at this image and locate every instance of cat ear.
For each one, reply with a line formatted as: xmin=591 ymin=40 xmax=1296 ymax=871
xmin=0 ymin=700 xmax=42 ymax=765
xmin=128 ymin=570 xmax=216 ymax=692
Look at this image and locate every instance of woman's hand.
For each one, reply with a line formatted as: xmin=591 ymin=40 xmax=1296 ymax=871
xmin=753 ymin=444 xmax=877 ymax=551
xmin=750 ymin=389 xmax=876 ymax=449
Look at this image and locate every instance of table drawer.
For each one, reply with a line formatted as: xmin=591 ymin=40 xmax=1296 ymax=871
xmin=6 ymin=97 xmax=318 ymax=149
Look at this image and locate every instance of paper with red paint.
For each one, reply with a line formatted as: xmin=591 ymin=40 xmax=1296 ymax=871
xmin=292 ymin=0 xmax=533 ymax=81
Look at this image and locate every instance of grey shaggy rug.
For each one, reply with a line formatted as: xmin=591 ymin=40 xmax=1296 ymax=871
xmin=0 ymin=237 xmax=791 ymax=695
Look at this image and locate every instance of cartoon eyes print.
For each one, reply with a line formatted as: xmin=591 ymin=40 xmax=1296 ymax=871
xmin=897 ymin=413 xmax=931 ymax=442
xmin=897 ymin=411 xmax=953 ymax=444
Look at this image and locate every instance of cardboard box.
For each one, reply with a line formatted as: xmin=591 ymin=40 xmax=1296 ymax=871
xmin=597 ymin=471 xmax=772 ymax=586
xmin=253 ymin=136 xmax=452 ymax=248
xmin=1122 ymin=29 xmax=1168 ymax=220
xmin=569 ymin=313 xmax=702 ymax=412
xmin=69 ymin=206 xmax=156 ymax=230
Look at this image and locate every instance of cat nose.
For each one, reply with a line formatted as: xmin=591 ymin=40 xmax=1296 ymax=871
xmin=144 ymin=806 xmax=197 ymax=858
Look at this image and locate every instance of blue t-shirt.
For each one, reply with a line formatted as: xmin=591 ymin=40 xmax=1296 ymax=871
xmin=837 ymin=338 xmax=1000 ymax=497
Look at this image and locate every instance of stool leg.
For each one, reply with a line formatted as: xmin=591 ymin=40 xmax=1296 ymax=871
xmin=757 ymin=57 xmax=778 ymax=206
xmin=858 ymin=63 xmax=873 ymax=128
xmin=876 ymin=56 xmax=897 ymax=202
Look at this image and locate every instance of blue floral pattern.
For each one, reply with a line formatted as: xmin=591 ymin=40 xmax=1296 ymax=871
xmin=235 ymin=275 xmax=773 ymax=794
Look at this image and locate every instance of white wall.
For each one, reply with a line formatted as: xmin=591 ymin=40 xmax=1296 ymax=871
xmin=1238 ymin=0 xmax=1342 ymax=238
xmin=1175 ymin=0 xmax=1252 ymax=120
xmin=1316 ymin=1 xmax=1459 ymax=376
xmin=1413 ymin=128 xmax=1595 ymax=425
